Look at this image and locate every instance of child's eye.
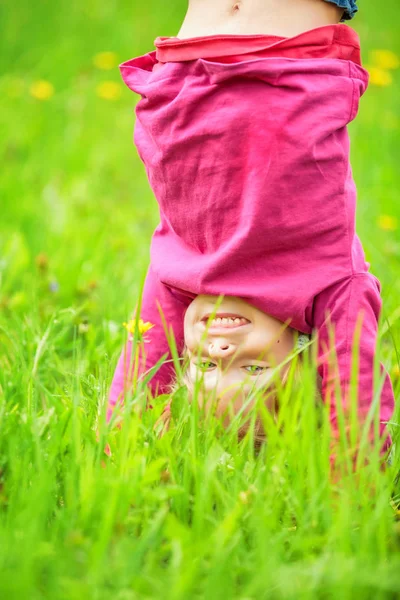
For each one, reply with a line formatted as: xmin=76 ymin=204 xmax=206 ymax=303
xmin=196 ymin=361 xmax=216 ymax=371
xmin=243 ymin=365 xmax=267 ymax=374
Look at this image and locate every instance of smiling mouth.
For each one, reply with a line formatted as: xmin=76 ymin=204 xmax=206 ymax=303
xmin=201 ymin=313 xmax=251 ymax=329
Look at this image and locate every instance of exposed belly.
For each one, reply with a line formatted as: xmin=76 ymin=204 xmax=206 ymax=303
xmin=177 ymin=0 xmax=343 ymax=39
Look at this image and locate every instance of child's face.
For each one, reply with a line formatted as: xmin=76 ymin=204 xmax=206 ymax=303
xmin=183 ymin=295 xmax=295 ymax=419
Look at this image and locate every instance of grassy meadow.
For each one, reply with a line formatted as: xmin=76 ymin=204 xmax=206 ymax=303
xmin=1 ymin=1 xmax=400 ymax=598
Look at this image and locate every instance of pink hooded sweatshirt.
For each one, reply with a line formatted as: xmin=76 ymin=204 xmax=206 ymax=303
xmin=108 ymin=24 xmax=394 ymax=448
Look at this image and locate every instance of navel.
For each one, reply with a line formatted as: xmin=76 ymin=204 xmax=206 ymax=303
xmin=231 ymin=2 xmax=241 ymax=14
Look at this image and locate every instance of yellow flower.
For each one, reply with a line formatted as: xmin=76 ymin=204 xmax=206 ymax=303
xmin=30 ymin=80 xmax=55 ymax=100
xmin=392 ymin=365 xmax=400 ymax=378
xmin=377 ymin=215 xmax=398 ymax=232
xmin=93 ymin=51 xmax=118 ymax=70
xmin=123 ymin=319 xmax=154 ymax=341
xmin=369 ymin=49 xmax=400 ymax=71
xmin=96 ymin=81 xmax=122 ymax=100
xmin=364 ymin=66 xmax=393 ymax=87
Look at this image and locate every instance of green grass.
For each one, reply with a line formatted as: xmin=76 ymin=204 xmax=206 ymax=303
xmin=1 ymin=1 xmax=400 ymax=598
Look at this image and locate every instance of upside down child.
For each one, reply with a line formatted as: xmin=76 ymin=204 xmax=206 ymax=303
xmin=107 ymin=0 xmax=394 ymax=457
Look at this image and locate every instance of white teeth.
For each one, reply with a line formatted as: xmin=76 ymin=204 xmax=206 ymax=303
xmin=208 ymin=316 xmax=248 ymax=327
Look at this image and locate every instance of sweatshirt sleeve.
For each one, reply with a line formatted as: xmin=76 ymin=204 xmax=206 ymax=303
xmin=106 ymin=265 xmax=186 ymax=422
xmin=312 ymin=273 xmax=395 ymax=462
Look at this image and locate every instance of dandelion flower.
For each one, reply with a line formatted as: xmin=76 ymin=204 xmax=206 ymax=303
xmin=30 ymin=80 xmax=55 ymax=100
xmin=369 ymin=49 xmax=400 ymax=71
xmin=93 ymin=51 xmax=118 ymax=70
xmin=364 ymin=66 xmax=393 ymax=87
xmin=123 ymin=319 xmax=154 ymax=342
xmin=96 ymin=81 xmax=122 ymax=100
xmin=377 ymin=215 xmax=398 ymax=232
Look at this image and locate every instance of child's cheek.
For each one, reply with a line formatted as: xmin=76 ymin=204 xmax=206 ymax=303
xmin=183 ymin=324 xmax=196 ymax=353
xmin=189 ymin=363 xmax=198 ymax=383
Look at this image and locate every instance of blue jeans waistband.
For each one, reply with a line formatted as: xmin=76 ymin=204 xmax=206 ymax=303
xmin=324 ymin=0 xmax=358 ymax=20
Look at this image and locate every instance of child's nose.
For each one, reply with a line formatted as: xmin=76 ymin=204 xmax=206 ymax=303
xmin=208 ymin=340 xmax=236 ymax=358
